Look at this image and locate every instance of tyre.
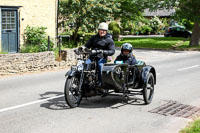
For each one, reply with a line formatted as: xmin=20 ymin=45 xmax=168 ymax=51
xmin=64 ymin=76 xmax=82 ymax=108
xmin=143 ymin=72 xmax=154 ymax=104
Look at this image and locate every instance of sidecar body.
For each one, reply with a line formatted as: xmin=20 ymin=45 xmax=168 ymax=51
xmin=101 ymin=60 xmax=156 ymax=104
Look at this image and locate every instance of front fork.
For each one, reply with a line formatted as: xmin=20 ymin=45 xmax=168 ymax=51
xmin=78 ymin=65 xmax=85 ymax=92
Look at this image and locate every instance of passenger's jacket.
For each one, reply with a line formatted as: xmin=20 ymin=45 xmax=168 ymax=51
xmin=85 ymin=33 xmax=115 ymax=59
xmin=114 ymin=53 xmax=137 ymax=65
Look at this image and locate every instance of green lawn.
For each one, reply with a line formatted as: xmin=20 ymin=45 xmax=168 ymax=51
xmin=114 ymin=37 xmax=200 ymax=50
xmin=180 ymin=119 xmax=200 ymax=133
xmin=0 ymin=51 xmax=8 ymax=54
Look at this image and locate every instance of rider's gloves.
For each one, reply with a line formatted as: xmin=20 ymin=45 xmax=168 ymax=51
xmin=91 ymin=50 xmax=103 ymax=55
xmin=96 ymin=50 xmax=103 ymax=53
xmin=91 ymin=50 xmax=97 ymax=55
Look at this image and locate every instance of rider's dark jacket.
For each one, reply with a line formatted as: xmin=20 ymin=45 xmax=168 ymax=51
xmin=85 ymin=33 xmax=115 ymax=59
xmin=114 ymin=53 xmax=137 ymax=65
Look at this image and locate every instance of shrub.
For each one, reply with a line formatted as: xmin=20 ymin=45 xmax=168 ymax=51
xmin=0 ymin=51 xmax=8 ymax=54
xmin=141 ymin=25 xmax=152 ymax=35
xmin=24 ymin=26 xmax=47 ymax=46
xmin=112 ymin=26 xmax=121 ymax=35
xmin=109 ymin=21 xmax=121 ymax=35
xmin=23 ymin=26 xmax=54 ymax=53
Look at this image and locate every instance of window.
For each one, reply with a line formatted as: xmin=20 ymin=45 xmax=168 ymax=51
xmin=2 ymin=10 xmax=16 ymax=30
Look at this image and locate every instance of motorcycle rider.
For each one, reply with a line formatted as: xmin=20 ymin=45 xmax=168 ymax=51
xmin=79 ymin=22 xmax=115 ymax=86
xmin=114 ymin=43 xmax=136 ymax=65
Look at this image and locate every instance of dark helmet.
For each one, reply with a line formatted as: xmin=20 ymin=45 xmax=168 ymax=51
xmin=121 ymin=43 xmax=133 ymax=57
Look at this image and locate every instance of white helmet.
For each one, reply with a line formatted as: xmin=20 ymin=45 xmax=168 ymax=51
xmin=98 ymin=22 xmax=108 ymax=31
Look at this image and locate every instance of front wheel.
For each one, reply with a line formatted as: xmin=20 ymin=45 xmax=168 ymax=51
xmin=143 ymin=73 xmax=154 ymax=104
xmin=64 ymin=76 xmax=82 ymax=108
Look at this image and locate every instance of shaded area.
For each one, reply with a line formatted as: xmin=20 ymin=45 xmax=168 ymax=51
xmin=39 ymin=91 xmax=146 ymax=110
xmin=39 ymin=91 xmax=70 ymax=110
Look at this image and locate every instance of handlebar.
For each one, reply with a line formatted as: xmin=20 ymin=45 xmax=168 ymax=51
xmin=74 ymin=47 xmax=91 ymax=55
xmin=74 ymin=47 xmax=103 ymax=56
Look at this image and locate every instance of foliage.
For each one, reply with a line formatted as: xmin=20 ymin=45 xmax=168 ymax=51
xmin=121 ymin=20 xmax=134 ymax=33
xmin=115 ymin=0 xmax=155 ymax=24
xmin=23 ymin=26 xmax=54 ymax=53
xmin=150 ymin=16 xmax=164 ymax=34
xmin=121 ymin=16 xmax=167 ymax=35
xmin=0 ymin=51 xmax=8 ymax=54
xmin=109 ymin=21 xmax=120 ymax=35
xmin=62 ymin=40 xmax=79 ymax=48
xmin=112 ymin=26 xmax=121 ymax=35
xmin=180 ymin=119 xmax=200 ymax=133
xmin=140 ymin=25 xmax=152 ymax=35
xmin=172 ymin=0 xmax=200 ymax=23
xmin=154 ymin=0 xmax=200 ymax=46
xmin=20 ymin=45 xmax=40 ymax=53
xmin=59 ymin=0 xmax=120 ymax=40
xmin=109 ymin=21 xmax=118 ymax=30
xmin=24 ymin=26 xmax=47 ymax=46
xmin=178 ymin=19 xmax=194 ymax=31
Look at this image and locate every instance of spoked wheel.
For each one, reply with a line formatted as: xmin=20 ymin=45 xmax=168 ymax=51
xmin=64 ymin=76 xmax=82 ymax=108
xmin=143 ymin=73 xmax=154 ymax=104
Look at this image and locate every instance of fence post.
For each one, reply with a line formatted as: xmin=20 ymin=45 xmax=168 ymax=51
xmin=48 ymin=36 xmax=50 ymax=51
xmin=59 ymin=36 xmax=62 ymax=57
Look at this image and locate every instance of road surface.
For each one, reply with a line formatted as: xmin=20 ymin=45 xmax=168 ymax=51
xmin=0 ymin=49 xmax=200 ymax=133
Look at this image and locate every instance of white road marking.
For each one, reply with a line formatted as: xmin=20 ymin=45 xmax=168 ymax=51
xmin=177 ymin=65 xmax=199 ymax=71
xmin=0 ymin=95 xmax=64 ymax=113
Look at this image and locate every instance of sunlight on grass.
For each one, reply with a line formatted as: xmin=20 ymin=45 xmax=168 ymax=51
xmin=180 ymin=119 xmax=200 ymax=133
xmin=0 ymin=51 xmax=8 ymax=54
xmin=115 ymin=37 xmax=200 ymax=50
xmin=115 ymin=37 xmax=185 ymax=49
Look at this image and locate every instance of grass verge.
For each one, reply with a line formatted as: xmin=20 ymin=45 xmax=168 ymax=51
xmin=115 ymin=37 xmax=200 ymax=51
xmin=180 ymin=119 xmax=200 ymax=133
xmin=0 ymin=51 xmax=8 ymax=54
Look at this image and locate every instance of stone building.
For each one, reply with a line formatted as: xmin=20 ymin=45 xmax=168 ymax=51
xmin=0 ymin=0 xmax=58 ymax=53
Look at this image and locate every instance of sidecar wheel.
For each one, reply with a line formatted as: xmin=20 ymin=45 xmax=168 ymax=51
xmin=64 ymin=77 xmax=82 ymax=108
xmin=143 ymin=73 xmax=154 ymax=104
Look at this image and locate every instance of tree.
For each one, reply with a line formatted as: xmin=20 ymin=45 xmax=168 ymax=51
xmin=175 ymin=0 xmax=200 ymax=46
xmin=156 ymin=0 xmax=200 ymax=46
xmin=115 ymin=0 xmax=143 ymax=22
xmin=59 ymin=0 xmax=120 ymax=41
xmin=115 ymin=0 xmax=157 ymax=25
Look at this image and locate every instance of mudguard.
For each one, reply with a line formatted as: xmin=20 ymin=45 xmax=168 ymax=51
xmin=65 ymin=66 xmax=78 ymax=79
xmin=141 ymin=65 xmax=156 ymax=85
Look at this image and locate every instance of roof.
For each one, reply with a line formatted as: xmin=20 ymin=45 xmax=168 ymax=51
xmin=144 ymin=8 xmax=175 ymax=17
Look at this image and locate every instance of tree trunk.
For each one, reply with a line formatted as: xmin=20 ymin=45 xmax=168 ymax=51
xmin=189 ymin=22 xmax=200 ymax=47
xmin=73 ymin=26 xmax=79 ymax=41
xmin=73 ymin=19 xmax=81 ymax=42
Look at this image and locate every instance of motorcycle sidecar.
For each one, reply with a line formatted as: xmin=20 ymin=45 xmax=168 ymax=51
xmin=101 ymin=61 xmax=156 ymax=104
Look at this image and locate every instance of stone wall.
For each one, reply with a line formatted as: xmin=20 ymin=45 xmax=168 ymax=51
xmin=0 ymin=52 xmax=54 ymax=75
xmin=61 ymin=49 xmax=78 ymax=66
xmin=0 ymin=49 xmax=79 ymax=76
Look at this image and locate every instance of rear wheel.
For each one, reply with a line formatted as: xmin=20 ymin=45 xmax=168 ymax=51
xmin=143 ymin=73 xmax=154 ymax=104
xmin=64 ymin=76 xmax=82 ymax=108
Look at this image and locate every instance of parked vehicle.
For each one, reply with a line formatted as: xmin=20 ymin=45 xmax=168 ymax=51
xmin=64 ymin=47 xmax=156 ymax=108
xmin=164 ymin=26 xmax=191 ymax=38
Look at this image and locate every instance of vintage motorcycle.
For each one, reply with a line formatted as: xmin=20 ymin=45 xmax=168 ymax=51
xmin=64 ymin=47 xmax=156 ymax=108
